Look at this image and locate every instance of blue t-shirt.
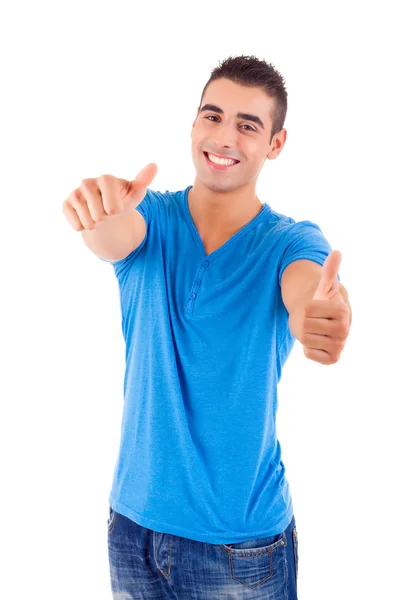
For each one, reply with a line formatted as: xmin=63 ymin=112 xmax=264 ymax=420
xmin=99 ymin=185 xmax=337 ymax=544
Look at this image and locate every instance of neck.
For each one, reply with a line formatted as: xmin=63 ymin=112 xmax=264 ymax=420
xmin=188 ymin=179 xmax=263 ymax=236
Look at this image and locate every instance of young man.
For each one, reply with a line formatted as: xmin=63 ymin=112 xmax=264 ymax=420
xmin=64 ymin=55 xmax=351 ymax=599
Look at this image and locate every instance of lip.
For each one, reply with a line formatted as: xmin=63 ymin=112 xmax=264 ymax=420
xmin=203 ymin=152 xmax=240 ymax=171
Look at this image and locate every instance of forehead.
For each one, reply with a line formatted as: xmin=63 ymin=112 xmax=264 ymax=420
xmin=202 ymin=78 xmax=272 ymax=121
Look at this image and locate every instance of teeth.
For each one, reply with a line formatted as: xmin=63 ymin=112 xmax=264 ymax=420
xmin=207 ymin=153 xmax=237 ymax=166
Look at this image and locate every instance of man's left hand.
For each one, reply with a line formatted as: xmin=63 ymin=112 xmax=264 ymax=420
xmin=298 ymin=251 xmax=351 ymax=365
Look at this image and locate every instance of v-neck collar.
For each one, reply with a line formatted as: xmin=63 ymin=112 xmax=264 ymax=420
xmin=182 ymin=185 xmax=270 ymax=260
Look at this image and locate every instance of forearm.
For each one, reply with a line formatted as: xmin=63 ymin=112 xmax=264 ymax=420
xmin=81 ymin=209 xmax=146 ymax=261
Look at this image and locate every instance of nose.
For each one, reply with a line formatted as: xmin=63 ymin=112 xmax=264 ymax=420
xmin=211 ymin=119 xmax=238 ymax=149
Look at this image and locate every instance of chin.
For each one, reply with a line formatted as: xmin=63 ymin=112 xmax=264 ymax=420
xmin=199 ymin=178 xmax=238 ymax=194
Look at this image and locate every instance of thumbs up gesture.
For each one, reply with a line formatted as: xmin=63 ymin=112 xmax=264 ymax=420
xmin=300 ymin=251 xmax=351 ymax=365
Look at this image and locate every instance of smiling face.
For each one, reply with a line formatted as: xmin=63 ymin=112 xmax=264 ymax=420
xmin=191 ymin=78 xmax=286 ymax=194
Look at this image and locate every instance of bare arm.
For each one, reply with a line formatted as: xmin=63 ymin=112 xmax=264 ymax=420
xmin=81 ymin=207 xmax=147 ymax=262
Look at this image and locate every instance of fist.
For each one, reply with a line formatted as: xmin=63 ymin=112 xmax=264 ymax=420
xmin=62 ymin=163 xmax=158 ymax=231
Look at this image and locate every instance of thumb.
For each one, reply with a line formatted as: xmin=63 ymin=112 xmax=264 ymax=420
xmin=126 ymin=163 xmax=158 ymax=198
xmin=313 ymin=250 xmax=342 ymax=300
xmin=132 ymin=163 xmax=158 ymax=188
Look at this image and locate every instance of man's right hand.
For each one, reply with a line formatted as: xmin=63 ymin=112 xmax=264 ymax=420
xmin=62 ymin=163 xmax=158 ymax=232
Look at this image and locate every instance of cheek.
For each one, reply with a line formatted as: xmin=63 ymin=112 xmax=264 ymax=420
xmin=193 ymin=122 xmax=211 ymax=141
xmin=192 ymin=135 xmax=206 ymax=152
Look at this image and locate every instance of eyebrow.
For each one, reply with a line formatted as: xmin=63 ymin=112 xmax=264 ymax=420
xmin=199 ymin=103 xmax=265 ymax=130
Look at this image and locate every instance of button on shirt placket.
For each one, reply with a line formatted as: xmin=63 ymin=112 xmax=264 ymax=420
xmin=186 ymin=260 xmax=210 ymax=313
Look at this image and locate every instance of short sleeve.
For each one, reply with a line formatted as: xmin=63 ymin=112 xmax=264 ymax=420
xmin=97 ymin=189 xmax=153 ymax=275
xmin=278 ymin=219 xmax=341 ymax=286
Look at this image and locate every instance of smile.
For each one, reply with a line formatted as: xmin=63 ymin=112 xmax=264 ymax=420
xmin=204 ymin=152 xmax=240 ymax=171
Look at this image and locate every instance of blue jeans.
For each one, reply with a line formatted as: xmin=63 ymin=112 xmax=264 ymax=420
xmin=107 ymin=506 xmax=298 ymax=599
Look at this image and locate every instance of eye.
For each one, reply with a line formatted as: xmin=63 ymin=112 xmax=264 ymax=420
xmin=205 ymin=115 xmax=256 ymax=132
xmin=241 ymin=124 xmax=257 ymax=132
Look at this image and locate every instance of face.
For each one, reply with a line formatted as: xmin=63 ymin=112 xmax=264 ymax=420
xmin=191 ymin=78 xmax=286 ymax=193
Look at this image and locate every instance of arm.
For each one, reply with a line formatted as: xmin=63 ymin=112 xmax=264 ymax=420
xmin=81 ymin=209 xmax=147 ymax=262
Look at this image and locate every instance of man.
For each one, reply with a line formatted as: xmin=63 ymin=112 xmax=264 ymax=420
xmin=63 ymin=55 xmax=352 ymax=599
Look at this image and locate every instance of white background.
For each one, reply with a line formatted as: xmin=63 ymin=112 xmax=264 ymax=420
xmin=1 ymin=1 xmax=399 ymax=598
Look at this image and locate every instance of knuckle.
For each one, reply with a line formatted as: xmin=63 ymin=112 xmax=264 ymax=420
xmin=72 ymin=189 xmax=83 ymax=202
xmin=332 ymin=339 xmax=344 ymax=351
xmin=105 ymin=204 xmax=119 ymax=216
xmin=338 ymin=304 xmax=350 ymax=318
xmin=98 ymin=173 xmax=112 ymax=183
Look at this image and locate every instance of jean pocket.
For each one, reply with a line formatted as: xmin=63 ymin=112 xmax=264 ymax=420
xmin=107 ymin=505 xmax=117 ymax=534
xmin=292 ymin=527 xmax=298 ymax=582
xmin=218 ymin=532 xmax=286 ymax=589
xmin=220 ymin=530 xmax=284 ymax=552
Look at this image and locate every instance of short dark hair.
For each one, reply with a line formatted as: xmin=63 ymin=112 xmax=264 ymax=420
xmin=199 ymin=55 xmax=288 ymax=145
